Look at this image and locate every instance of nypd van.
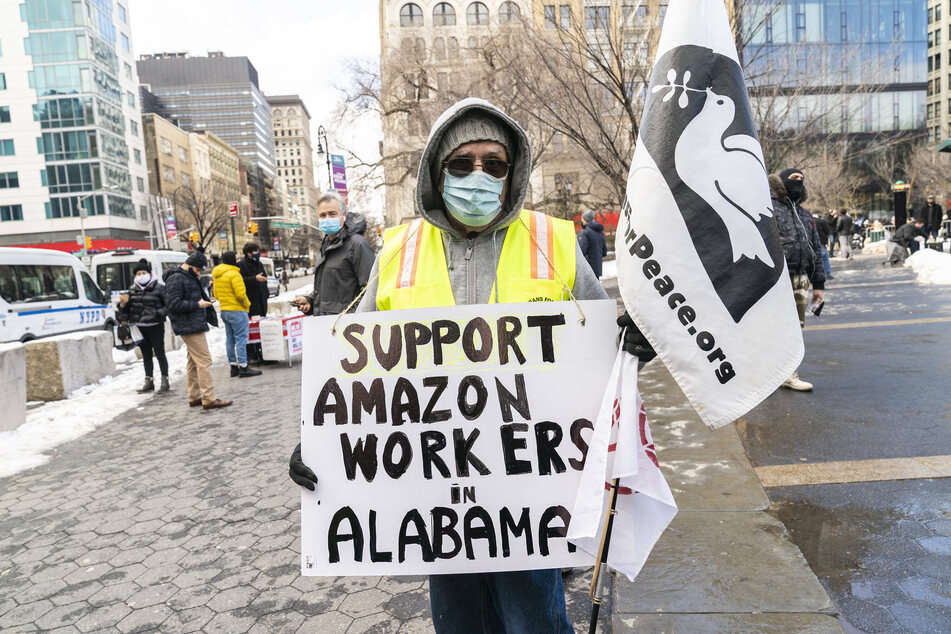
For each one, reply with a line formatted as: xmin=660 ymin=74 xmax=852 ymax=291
xmin=90 ymin=249 xmax=188 ymax=298
xmin=0 ymin=247 xmax=115 ymax=343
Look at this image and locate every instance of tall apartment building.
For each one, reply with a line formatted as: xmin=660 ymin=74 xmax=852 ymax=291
xmin=927 ymin=0 xmax=949 ymax=142
xmin=0 ymin=0 xmax=150 ymax=251
xmin=267 ymin=95 xmax=318 ymax=226
xmin=136 ymin=52 xmax=276 ymax=178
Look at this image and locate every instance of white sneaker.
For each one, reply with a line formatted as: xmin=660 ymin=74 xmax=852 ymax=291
xmin=781 ymin=372 xmax=813 ymax=392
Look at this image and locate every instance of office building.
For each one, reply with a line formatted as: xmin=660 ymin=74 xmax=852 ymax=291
xmin=136 ymin=52 xmax=276 ymax=178
xmin=267 ymin=95 xmax=318 ymax=226
xmin=927 ymin=0 xmax=949 ymax=142
xmin=0 ymin=0 xmax=150 ymax=251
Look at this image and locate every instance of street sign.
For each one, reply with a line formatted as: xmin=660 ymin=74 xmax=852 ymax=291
xmin=165 ymin=216 xmax=177 ymax=239
xmin=75 ymin=235 xmax=83 ymax=246
xmin=271 ymin=220 xmax=301 ymax=229
xmin=273 ymin=237 xmax=280 ymax=250
xmin=331 ymin=154 xmax=348 ymax=192
xmin=228 ymin=201 xmax=239 ymax=217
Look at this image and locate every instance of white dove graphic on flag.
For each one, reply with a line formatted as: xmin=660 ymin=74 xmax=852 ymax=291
xmin=615 ymin=0 xmax=804 ymax=429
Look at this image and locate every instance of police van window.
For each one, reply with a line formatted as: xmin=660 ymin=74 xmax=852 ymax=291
xmin=81 ymin=271 xmax=107 ymax=304
xmin=97 ymin=262 xmax=136 ymax=292
xmin=162 ymin=260 xmax=180 ymax=273
xmin=14 ymin=265 xmax=78 ymax=302
xmin=0 ymin=265 xmax=21 ymax=302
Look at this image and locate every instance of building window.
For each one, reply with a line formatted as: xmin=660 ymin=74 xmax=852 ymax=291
xmin=544 ymin=5 xmax=556 ymax=28
xmin=0 ymin=139 xmax=14 ymax=155
xmin=0 ymin=172 xmax=18 ymax=188
xmin=133 ymin=148 xmax=141 ymax=164
xmin=117 ymin=3 xmax=127 ymax=22
xmin=434 ymin=37 xmax=446 ymax=60
xmin=136 ymin=176 xmax=144 ymax=192
xmin=0 ymin=204 xmax=23 ymax=222
xmin=120 ymin=33 xmax=129 ymax=51
xmin=0 ymin=73 xmax=5 ymax=90
xmin=448 ymin=37 xmax=459 ymax=58
xmin=162 ymin=166 xmax=175 ymax=183
xmin=178 ymin=146 xmax=188 ymax=162
xmin=938 ymin=53 xmax=943 ymax=71
xmin=129 ymin=118 xmax=138 ymax=135
xmin=126 ymin=91 xmax=135 ymax=107
xmin=160 ymin=137 xmax=172 ymax=155
xmin=560 ymin=4 xmax=571 ymax=28
xmin=585 ymin=6 xmax=609 ymax=30
xmin=0 ymin=106 xmax=9 ymax=123
xmin=400 ymin=3 xmax=424 ymax=27
xmin=433 ymin=2 xmax=456 ymax=26
xmin=499 ymin=2 xmax=520 ymax=24
xmin=467 ymin=2 xmax=489 ymax=25
xmin=124 ymin=62 xmax=132 ymax=79
xmin=181 ymin=173 xmax=190 ymax=188
xmin=795 ymin=10 xmax=806 ymax=42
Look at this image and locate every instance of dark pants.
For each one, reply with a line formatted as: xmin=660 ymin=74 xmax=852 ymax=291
xmin=138 ymin=323 xmax=169 ymax=378
xmin=429 ymin=570 xmax=573 ymax=633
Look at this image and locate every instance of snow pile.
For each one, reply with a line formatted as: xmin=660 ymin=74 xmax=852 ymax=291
xmin=0 ymin=326 xmax=227 ymax=478
xmin=905 ymin=249 xmax=951 ymax=285
xmin=862 ymin=239 xmax=887 ymax=255
xmin=271 ymin=283 xmax=312 ymax=305
xmin=601 ymin=258 xmax=617 ymax=280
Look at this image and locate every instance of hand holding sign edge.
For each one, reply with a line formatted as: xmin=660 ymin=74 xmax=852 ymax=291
xmin=289 ymin=442 xmax=318 ymax=491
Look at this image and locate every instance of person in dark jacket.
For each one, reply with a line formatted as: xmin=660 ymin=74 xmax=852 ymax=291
xmin=835 ymin=209 xmax=854 ymax=259
xmin=117 ymin=258 xmax=169 ymax=393
xmin=921 ymin=195 xmax=943 ymax=238
xmin=770 ymin=168 xmax=826 ymax=392
xmin=886 ymin=218 xmax=926 ymax=265
xmin=238 ymin=242 xmax=269 ymax=318
xmin=293 ymin=192 xmax=375 ymax=316
xmin=164 ymin=252 xmax=231 ymax=410
xmin=813 ymin=213 xmax=832 ymax=278
xmin=578 ymin=209 xmax=608 ymax=279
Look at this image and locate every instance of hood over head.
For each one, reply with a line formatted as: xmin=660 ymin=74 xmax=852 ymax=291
xmin=769 ymin=173 xmax=808 ymax=203
xmin=416 ymin=98 xmax=532 ymax=236
xmin=212 ymin=263 xmax=239 ymax=279
xmin=345 ymin=212 xmax=367 ymax=236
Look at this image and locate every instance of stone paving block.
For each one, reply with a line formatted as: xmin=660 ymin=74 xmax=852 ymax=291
xmin=49 ymin=580 xmax=103 ymax=606
xmin=339 ymin=587 xmax=391 ymax=619
xmin=296 ymin=610 xmax=353 ymax=633
xmin=133 ymin=562 xmax=182 ymax=586
xmin=349 ymin=610 xmax=401 ymax=632
xmin=126 ymin=581 xmax=178 ymax=608
xmin=34 ymin=602 xmax=88 ymax=631
xmin=658 ymin=451 xmax=770 ymax=512
xmin=386 ymin=589 xmax=430 ymax=620
xmin=397 ymin=616 xmax=435 ymax=633
xmin=248 ymin=610 xmax=306 ymax=634
xmin=87 ymin=580 xmax=140 ymax=607
xmin=613 ymin=613 xmax=844 ymax=633
xmin=74 ymin=601 xmax=132 ymax=632
xmin=161 ymin=605 xmax=215 ymax=633
xmin=207 ymin=585 xmax=258 ymax=613
xmin=247 ymin=586 xmax=303 ymax=616
xmin=15 ymin=579 xmax=66 ymax=604
xmin=116 ymin=604 xmax=174 ymax=633
xmin=63 ymin=562 xmax=112 ymax=585
xmin=204 ymin=610 xmax=257 ymax=633
xmin=28 ymin=562 xmax=77 ymax=584
xmin=98 ymin=563 xmax=147 ymax=587
xmin=612 ymin=511 xmax=833 ymax=614
xmin=167 ymin=585 xmax=217 ymax=611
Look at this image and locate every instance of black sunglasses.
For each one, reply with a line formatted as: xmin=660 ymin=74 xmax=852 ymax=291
xmin=444 ymin=157 xmax=510 ymax=179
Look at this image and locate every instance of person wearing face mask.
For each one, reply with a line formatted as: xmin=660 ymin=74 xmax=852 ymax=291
xmin=117 ymin=259 xmax=169 ymax=393
xmin=287 ymin=99 xmax=655 ymax=633
xmin=769 ymin=168 xmax=826 ymax=392
xmin=239 ymin=242 xmax=270 ymax=320
xmin=292 ymin=191 xmax=374 ymax=316
xmin=164 ymin=251 xmax=232 ymax=410
xmin=213 ymin=251 xmax=262 ymax=378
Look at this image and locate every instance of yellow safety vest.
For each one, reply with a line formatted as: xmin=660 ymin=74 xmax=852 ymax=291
xmin=377 ymin=209 xmax=576 ymax=311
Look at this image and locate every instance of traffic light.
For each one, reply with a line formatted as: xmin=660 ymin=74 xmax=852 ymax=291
xmin=247 ymin=222 xmax=258 ymax=235
xmin=188 ymin=231 xmax=200 ymax=243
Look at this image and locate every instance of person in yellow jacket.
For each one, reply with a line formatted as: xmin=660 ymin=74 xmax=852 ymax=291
xmin=212 ymin=251 xmax=261 ymax=378
xmin=288 ymin=99 xmax=656 ymax=632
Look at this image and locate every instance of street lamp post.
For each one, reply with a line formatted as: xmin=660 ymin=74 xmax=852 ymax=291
xmin=316 ymin=125 xmax=332 ymax=190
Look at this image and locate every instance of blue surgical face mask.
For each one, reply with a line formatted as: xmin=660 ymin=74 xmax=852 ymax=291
xmin=441 ymin=169 xmax=505 ymax=227
xmin=319 ymin=217 xmax=343 ymax=235
xmin=252 ymin=252 xmax=260 ymax=261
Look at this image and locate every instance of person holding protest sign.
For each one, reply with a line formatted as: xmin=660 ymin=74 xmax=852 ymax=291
xmin=289 ymin=98 xmax=656 ymax=633
xmin=769 ymin=169 xmax=825 ymax=392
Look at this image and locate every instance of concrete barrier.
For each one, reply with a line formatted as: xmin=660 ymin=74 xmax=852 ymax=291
xmin=0 ymin=342 xmax=27 ymax=431
xmin=25 ymin=331 xmax=116 ymax=401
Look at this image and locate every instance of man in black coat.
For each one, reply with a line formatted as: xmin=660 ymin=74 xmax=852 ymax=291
xmin=770 ymin=168 xmax=826 ymax=392
xmin=239 ymin=242 xmax=269 ymax=318
xmin=293 ymin=192 xmax=375 ymax=316
xmin=886 ymin=218 xmax=926 ymax=265
xmin=921 ymin=195 xmax=943 ymax=238
xmin=164 ymin=251 xmax=231 ymax=410
xmin=578 ymin=209 xmax=608 ymax=279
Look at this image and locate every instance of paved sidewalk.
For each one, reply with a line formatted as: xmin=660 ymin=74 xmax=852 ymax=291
xmin=0 ymin=361 xmax=604 ymax=633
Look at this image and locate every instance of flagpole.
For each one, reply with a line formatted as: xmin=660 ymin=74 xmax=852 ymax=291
xmin=588 ymin=478 xmax=620 ymax=634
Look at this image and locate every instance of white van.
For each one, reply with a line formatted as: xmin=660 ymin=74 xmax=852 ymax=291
xmin=0 ymin=247 xmax=116 ymax=343
xmin=90 ymin=249 xmax=188 ymax=297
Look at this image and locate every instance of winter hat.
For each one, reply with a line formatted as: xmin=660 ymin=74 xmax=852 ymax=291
xmin=221 ymin=251 xmax=237 ymax=266
xmin=779 ymin=167 xmax=803 ymax=184
xmin=582 ymin=210 xmax=596 ymax=223
xmin=185 ymin=251 xmax=208 ymax=270
xmin=434 ymin=113 xmax=514 ymax=174
xmin=133 ymin=258 xmax=151 ymax=275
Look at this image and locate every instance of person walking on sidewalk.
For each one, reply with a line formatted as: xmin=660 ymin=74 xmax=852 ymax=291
xmin=770 ymin=168 xmax=825 ymax=392
xmin=164 ymin=252 xmax=232 ymax=410
xmin=578 ymin=209 xmax=608 ymax=279
xmin=836 ymin=209 xmax=853 ymax=259
xmin=813 ymin=212 xmax=833 ymax=278
xmin=292 ymin=192 xmax=374 ymax=316
xmin=213 ymin=251 xmax=262 ymax=379
xmin=117 ymin=258 xmax=169 ymax=394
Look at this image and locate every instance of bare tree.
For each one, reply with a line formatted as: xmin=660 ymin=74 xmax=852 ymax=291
xmin=173 ymin=183 xmax=231 ymax=252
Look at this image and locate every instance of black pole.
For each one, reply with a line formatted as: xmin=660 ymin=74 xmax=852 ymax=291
xmin=588 ymin=479 xmax=621 ymax=634
xmin=230 ymin=216 xmax=236 ymax=251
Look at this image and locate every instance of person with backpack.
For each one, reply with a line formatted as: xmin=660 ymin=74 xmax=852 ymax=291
xmin=116 ymin=259 xmax=169 ymax=393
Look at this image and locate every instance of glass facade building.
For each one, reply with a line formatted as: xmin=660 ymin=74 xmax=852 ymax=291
xmin=0 ymin=0 xmax=149 ymax=249
xmin=743 ymin=0 xmax=927 ymax=134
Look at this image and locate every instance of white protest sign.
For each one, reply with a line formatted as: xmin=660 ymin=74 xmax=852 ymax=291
xmin=300 ymin=300 xmax=617 ymax=576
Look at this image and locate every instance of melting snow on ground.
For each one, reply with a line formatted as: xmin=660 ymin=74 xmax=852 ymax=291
xmin=0 ymin=326 xmax=228 ymax=478
xmin=905 ymin=249 xmax=951 ymax=285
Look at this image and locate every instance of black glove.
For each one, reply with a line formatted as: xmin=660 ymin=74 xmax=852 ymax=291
xmin=289 ymin=443 xmax=318 ymax=491
xmin=617 ymin=312 xmax=657 ymax=363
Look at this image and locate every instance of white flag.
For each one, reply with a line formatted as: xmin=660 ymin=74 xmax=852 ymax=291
xmin=568 ymin=349 xmax=677 ymax=581
xmin=616 ymin=0 xmax=804 ymax=429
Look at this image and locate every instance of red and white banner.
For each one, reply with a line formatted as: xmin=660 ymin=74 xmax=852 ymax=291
xmin=568 ymin=349 xmax=677 ymax=581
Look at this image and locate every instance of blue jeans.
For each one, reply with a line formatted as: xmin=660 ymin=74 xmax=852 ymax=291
xmin=220 ymin=310 xmax=249 ymax=366
xmin=820 ymin=245 xmax=831 ymax=275
xmin=429 ymin=570 xmax=573 ymax=634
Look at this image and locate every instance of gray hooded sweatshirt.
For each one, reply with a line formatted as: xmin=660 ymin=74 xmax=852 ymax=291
xmin=357 ymin=98 xmax=606 ymax=313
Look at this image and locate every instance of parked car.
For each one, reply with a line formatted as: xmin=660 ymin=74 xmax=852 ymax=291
xmin=91 ymin=249 xmax=187 ymax=297
xmin=0 ymin=247 xmax=115 ymax=343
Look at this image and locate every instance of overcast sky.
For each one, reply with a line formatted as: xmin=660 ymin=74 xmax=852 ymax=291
xmin=129 ymin=0 xmax=383 ymax=209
